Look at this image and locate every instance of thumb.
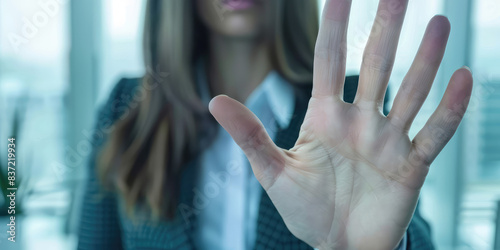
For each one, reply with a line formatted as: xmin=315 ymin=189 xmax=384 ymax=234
xmin=208 ymin=95 xmax=285 ymax=189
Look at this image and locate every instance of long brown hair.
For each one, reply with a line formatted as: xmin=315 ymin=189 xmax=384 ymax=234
xmin=98 ymin=0 xmax=319 ymax=219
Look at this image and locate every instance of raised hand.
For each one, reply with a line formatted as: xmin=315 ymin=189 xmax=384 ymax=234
xmin=208 ymin=0 xmax=473 ymax=249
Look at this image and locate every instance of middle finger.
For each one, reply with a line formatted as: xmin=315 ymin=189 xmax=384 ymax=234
xmin=354 ymin=0 xmax=409 ymax=110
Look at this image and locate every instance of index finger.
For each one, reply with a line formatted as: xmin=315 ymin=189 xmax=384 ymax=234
xmin=313 ymin=0 xmax=352 ymax=98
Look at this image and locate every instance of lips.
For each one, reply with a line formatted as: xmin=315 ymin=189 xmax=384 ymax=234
xmin=221 ymin=0 xmax=258 ymax=10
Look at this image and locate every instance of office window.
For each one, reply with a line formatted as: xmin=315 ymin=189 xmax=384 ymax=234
xmin=459 ymin=0 xmax=500 ymax=249
xmin=98 ymin=0 xmax=146 ymax=104
xmin=466 ymin=0 xmax=500 ymax=181
xmin=0 ymin=0 xmax=71 ymax=249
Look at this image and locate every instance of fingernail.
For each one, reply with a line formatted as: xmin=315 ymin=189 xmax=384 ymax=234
xmin=461 ymin=65 xmax=471 ymax=72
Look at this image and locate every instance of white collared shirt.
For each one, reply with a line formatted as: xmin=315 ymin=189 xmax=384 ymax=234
xmin=193 ymin=64 xmax=294 ymax=250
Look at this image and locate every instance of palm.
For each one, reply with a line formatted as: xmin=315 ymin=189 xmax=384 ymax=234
xmin=209 ymin=0 xmax=473 ymax=249
xmin=267 ymin=97 xmax=422 ymax=249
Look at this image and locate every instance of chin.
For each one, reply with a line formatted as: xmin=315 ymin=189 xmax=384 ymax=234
xmin=217 ymin=13 xmax=262 ymax=38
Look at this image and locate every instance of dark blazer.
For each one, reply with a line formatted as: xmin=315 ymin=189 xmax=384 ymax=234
xmin=77 ymin=76 xmax=435 ymax=250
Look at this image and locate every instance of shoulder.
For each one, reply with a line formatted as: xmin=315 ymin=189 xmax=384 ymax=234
xmin=99 ymin=77 xmax=142 ymax=122
xmin=90 ymin=77 xmax=142 ymax=148
xmin=112 ymin=77 xmax=142 ymax=97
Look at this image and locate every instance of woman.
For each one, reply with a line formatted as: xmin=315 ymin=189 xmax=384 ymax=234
xmin=78 ymin=0 xmax=472 ymax=249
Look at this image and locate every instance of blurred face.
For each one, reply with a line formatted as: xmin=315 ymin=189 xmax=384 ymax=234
xmin=196 ymin=0 xmax=269 ymax=38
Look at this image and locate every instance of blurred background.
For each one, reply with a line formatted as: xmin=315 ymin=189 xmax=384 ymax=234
xmin=0 ymin=0 xmax=498 ymax=249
